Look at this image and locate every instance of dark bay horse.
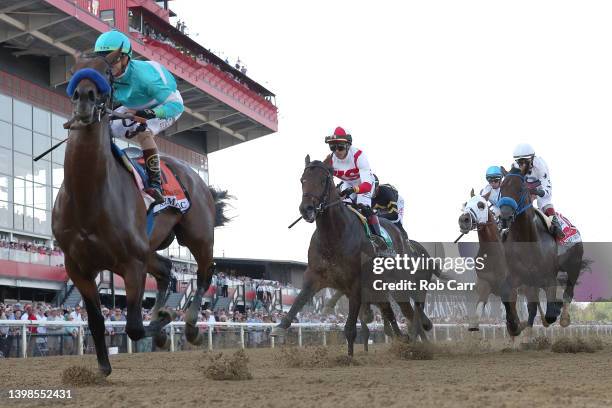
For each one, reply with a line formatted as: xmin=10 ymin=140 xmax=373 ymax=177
xmin=52 ymin=50 xmax=228 ymax=375
xmin=458 ymin=191 xmax=521 ymax=336
xmin=498 ymin=166 xmax=562 ymax=328
xmin=272 ymin=157 xmax=438 ymax=355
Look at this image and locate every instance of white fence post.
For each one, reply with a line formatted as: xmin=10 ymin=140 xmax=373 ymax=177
xmin=21 ymin=325 xmax=27 ymax=358
xmin=208 ymin=326 xmax=213 ymax=351
xmin=78 ymin=326 xmax=84 ymax=356
xmin=169 ymin=324 xmax=175 ymax=352
xmin=240 ymin=326 xmax=245 ymax=349
xmin=298 ymin=326 xmax=303 ymax=347
xmin=127 ymin=336 xmax=132 ymax=354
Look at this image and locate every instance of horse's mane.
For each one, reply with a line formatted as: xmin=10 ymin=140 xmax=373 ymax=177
xmin=306 ymin=160 xmax=333 ymax=174
xmin=508 ymin=166 xmax=522 ymax=175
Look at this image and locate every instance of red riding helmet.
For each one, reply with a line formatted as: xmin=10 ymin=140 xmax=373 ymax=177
xmin=325 ymin=126 xmax=352 ymax=145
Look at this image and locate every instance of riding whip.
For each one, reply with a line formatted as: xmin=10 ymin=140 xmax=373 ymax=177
xmin=288 ymin=216 xmax=303 ymax=229
xmin=453 ymin=233 xmax=464 ymax=243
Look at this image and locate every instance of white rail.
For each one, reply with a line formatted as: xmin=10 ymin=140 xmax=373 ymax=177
xmin=1 ymin=320 xmax=611 ymax=358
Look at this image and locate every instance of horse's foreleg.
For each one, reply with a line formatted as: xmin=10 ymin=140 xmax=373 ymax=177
xmin=119 ymin=260 xmax=147 ymax=342
xmin=469 ymin=280 xmax=491 ymax=331
xmin=345 ymin=285 xmax=361 ymax=357
xmin=360 ymin=316 xmax=370 ymax=353
xmin=185 ymin=261 xmax=214 ymax=346
xmin=378 ymin=302 xmax=403 ymax=338
xmin=67 ymin=261 xmax=111 ymax=376
xmin=271 ymin=279 xmax=315 ymax=336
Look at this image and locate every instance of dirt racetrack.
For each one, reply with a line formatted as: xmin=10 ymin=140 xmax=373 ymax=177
xmin=1 ymin=337 xmax=612 ymax=408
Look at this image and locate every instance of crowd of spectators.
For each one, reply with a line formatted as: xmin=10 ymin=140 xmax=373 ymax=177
xmin=140 ymin=23 xmax=258 ymax=96
xmin=0 ymin=238 xmax=63 ymax=257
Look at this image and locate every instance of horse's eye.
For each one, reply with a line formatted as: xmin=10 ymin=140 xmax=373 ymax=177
xmin=477 ymin=201 xmax=486 ymax=210
xmin=300 ymin=179 xmax=305 ymax=184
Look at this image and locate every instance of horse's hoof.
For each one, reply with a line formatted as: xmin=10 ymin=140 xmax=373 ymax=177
xmin=560 ymin=316 xmax=571 ymax=328
xmin=506 ymin=320 xmax=522 ymax=337
xmin=468 ymin=326 xmax=480 ymax=332
xmin=126 ymin=325 xmax=146 ymax=341
xmin=185 ymin=324 xmax=203 ymax=345
xmin=154 ymin=332 xmax=168 ymax=348
xmin=99 ymin=364 xmax=112 ymax=377
xmin=270 ymin=326 xmax=288 ymax=337
xmin=544 ymin=316 xmax=557 ymax=326
xmin=422 ymin=319 xmax=433 ymax=332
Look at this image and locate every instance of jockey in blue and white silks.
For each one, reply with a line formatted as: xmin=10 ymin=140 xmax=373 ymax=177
xmin=480 ymin=165 xmax=503 ymax=219
xmin=94 ymin=30 xmax=184 ymax=204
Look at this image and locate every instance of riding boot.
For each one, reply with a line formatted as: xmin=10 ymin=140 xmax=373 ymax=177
xmin=544 ymin=207 xmax=565 ymax=240
xmin=143 ymin=148 xmax=164 ymax=205
xmin=367 ymin=214 xmax=387 ymax=253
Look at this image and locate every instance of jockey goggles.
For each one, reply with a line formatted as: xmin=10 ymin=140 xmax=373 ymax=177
xmin=329 ymin=143 xmax=347 ymax=152
xmin=487 ymin=176 xmax=502 ymax=183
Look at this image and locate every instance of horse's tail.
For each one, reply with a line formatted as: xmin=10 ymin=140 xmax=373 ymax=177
xmin=209 ymin=188 xmax=232 ymax=227
xmin=580 ymin=257 xmax=594 ymax=273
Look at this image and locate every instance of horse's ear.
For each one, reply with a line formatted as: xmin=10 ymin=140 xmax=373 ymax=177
xmin=105 ymin=47 xmax=123 ymax=64
xmin=501 ymin=166 xmax=508 ymax=176
xmin=305 ymin=154 xmax=310 ymax=166
xmin=482 ymin=191 xmax=491 ymax=202
xmin=470 ymin=188 xmax=475 ymax=198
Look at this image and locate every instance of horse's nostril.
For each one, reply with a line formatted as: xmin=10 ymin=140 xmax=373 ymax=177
xmin=88 ymin=90 xmax=96 ymax=102
xmin=72 ymin=90 xmax=79 ymax=101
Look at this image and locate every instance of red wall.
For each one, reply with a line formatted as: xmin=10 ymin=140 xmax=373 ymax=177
xmin=0 ymin=260 xmax=66 ymax=282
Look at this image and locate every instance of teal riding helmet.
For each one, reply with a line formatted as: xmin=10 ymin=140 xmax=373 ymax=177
xmin=485 ymin=165 xmax=502 ymax=180
xmin=94 ymin=30 xmax=132 ymax=57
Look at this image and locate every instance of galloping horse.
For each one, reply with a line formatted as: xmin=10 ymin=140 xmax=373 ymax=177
xmin=458 ymin=191 xmax=521 ymax=336
xmin=498 ymin=166 xmax=562 ymax=327
xmin=52 ymin=50 xmax=228 ymax=375
xmin=272 ymin=157 xmax=438 ymax=355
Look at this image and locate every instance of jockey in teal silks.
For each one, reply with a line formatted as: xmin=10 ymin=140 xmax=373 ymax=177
xmin=94 ymin=30 xmax=184 ymax=204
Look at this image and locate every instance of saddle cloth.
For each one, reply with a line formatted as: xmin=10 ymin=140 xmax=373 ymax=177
xmin=110 ymin=143 xmax=191 ymax=215
xmin=346 ymin=205 xmax=393 ymax=248
xmin=534 ymin=208 xmax=581 ymax=246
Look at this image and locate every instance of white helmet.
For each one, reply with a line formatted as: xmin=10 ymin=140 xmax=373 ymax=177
xmin=513 ymin=143 xmax=535 ymax=160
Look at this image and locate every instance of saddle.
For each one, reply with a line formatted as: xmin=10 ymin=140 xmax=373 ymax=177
xmin=345 ymin=205 xmax=395 ymax=254
xmin=534 ymin=208 xmax=581 ymax=246
xmin=110 ymin=143 xmax=191 ymax=216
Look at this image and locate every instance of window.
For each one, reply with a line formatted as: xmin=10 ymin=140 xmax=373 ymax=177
xmin=0 ymin=147 xmax=12 ymax=175
xmin=0 ymin=121 xmax=11 ymax=149
xmin=33 ymin=132 xmax=51 ymax=157
xmin=13 ymin=126 xmax=32 ymax=155
xmin=100 ymin=9 xmax=115 ymax=26
xmin=0 ymin=94 xmax=11 ymax=122
xmin=13 ymin=99 xmax=32 ymax=129
xmin=14 ymin=152 xmax=33 ymax=180
xmin=33 ymin=107 xmax=50 ymax=135
xmin=0 ymin=201 xmax=12 ymax=228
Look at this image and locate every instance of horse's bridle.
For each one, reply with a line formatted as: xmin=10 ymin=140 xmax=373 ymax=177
xmin=302 ymin=162 xmax=343 ymax=216
xmin=67 ymin=54 xmax=118 ymax=126
xmin=499 ymin=172 xmax=532 ymax=221
xmin=462 ymin=205 xmax=496 ymax=232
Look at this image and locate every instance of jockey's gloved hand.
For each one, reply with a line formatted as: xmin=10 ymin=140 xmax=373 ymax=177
xmin=134 ymin=109 xmax=156 ymax=119
xmin=530 ymin=188 xmax=546 ymax=197
xmin=340 ymin=186 xmax=355 ymax=197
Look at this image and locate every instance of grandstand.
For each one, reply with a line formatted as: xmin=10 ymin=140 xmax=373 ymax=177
xmin=0 ymin=0 xmax=278 ymax=311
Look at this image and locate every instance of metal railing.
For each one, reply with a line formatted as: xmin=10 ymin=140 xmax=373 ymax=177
xmin=0 ymin=247 xmax=64 ymax=267
xmin=1 ymin=320 xmax=611 ymax=359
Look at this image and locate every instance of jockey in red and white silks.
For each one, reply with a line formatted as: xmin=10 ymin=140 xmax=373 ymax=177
xmin=325 ymin=127 xmax=385 ymax=245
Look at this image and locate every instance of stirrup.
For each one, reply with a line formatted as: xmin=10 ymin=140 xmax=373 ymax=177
xmin=145 ymin=186 xmax=164 ymax=205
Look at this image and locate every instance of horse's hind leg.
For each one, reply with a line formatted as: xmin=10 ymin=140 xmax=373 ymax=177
xmin=360 ymin=316 xmax=370 ymax=353
xmin=177 ymin=234 xmax=214 ymax=346
xmin=66 ymin=259 xmax=111 ymax=376
xmin=146 ymin=253 xmax=174 ymax=346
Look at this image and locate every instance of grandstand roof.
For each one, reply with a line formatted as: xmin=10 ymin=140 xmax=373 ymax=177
xmin=0 ymin=0 xmax=278 ymax=154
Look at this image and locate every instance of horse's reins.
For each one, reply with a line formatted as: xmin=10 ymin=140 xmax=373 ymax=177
xmin=288 ymin=162 xmax=343 ymax=229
